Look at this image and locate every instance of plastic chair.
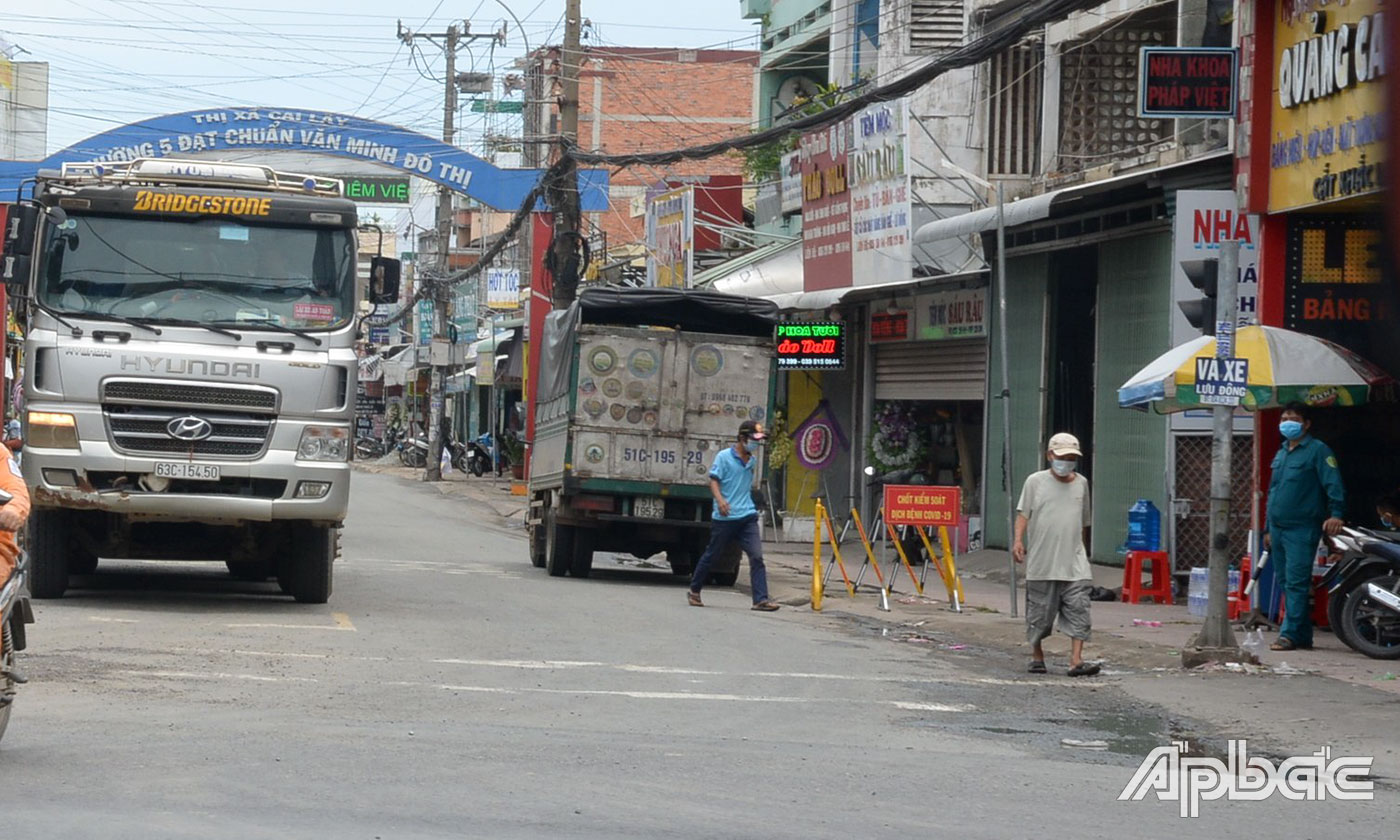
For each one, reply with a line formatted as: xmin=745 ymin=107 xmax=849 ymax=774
xmin=1122 ymin=550 xmax=1173 ymax=604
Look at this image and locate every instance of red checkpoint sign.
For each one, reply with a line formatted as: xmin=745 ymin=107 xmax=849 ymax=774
xmin=883 ymin=485 xmax=961 ymax=528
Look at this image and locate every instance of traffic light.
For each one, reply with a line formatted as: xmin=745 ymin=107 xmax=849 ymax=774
xmin=1179 ymin=257 xmax=1220 ymax=335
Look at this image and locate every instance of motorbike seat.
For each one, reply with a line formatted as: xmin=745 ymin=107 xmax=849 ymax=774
xmin=1361 ymin=540 xmax=1400 ymax=565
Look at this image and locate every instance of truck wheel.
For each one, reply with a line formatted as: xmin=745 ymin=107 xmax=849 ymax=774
xmin=709 ymin=543 xmax=743 ymax=588
xmin=528 ymin=523 xmax=548 ymax=568
xmin=570 ymin=529 xmax=595 ymax=579
xmin=278 ymin=524 xmax=335 ymax=604
xmin=545 ymin=509 xmax=574 ymax=578
xmin=667 ymin=549 xmax=693 ymax=577
xmin=28 ymin=508 xmax=71 ymax=599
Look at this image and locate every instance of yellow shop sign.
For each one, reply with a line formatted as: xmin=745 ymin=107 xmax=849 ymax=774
xmin=1268 ymin=0 xmax=1387 ymax=212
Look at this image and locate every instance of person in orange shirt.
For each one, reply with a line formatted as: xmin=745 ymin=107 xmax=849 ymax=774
xmin=0 ymin=451 xmax=31 ymax=582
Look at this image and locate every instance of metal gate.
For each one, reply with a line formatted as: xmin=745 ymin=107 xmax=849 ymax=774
xmin=874 ymin=340 xmax=987 ymax=401
xmin=1171 ymin=434 xmax=1255 ymax=575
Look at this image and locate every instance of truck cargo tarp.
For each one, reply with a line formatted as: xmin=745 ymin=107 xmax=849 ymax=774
xmin=538 ymin=288 xmax=780 ymax=407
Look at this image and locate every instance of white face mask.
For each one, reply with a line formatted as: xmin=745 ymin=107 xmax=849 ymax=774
xmin=1050 ymin=459 xmax=1077 ymax=477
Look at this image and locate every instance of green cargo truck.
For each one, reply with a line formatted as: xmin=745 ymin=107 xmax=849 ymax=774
xmin=527 ymin=288 xmax=778 ymax=580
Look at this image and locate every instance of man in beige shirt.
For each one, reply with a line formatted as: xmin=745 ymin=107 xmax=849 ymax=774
xmin=1012 ymin=432 xmax=1100 ymax=677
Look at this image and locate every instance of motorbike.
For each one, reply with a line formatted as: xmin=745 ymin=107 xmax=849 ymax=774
xmin=443 ymin=431 xmax=470 ymax=475
xmin=1330 ymin=527 xmax=1400 ymax=659
xmin=0 ymin=489 xmax=34 ymax=744
xmin=1316 ymin=526 xmax=1393 ymax=647
xmin=465 ymin=435 xmax=493 ymax=477
xmin=354 ymin=434 xmax=385 ymax=461
xmin=396 ymin=426 xmax=428 ymax=468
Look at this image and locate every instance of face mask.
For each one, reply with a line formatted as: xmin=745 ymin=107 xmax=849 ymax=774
xmin=1050 ymin=459 xmax=1076 ymax=477
xmin=1279 ymin=420 xmax=1305 ymax=440
xmin=1383 ymin=515 xmax=1395 ymax=529
xmin=744 ymin=439 xmax=761 ymax=454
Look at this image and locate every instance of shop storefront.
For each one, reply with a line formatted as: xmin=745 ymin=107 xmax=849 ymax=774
xmin=1247 ymin=0 xmax=1393 ymax=545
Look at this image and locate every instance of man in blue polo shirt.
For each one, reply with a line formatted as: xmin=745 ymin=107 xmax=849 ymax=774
xmin=1265 ymin=401 xmax=1346 ymax=651
xmin=688 ymin=419 xmax=780 ymax=611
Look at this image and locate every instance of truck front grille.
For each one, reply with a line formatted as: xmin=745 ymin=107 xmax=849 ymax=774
xmin=105 ymin=408 xmax=273 ymax=459
xmin=102 ymin=379 xmax=279 ymax=413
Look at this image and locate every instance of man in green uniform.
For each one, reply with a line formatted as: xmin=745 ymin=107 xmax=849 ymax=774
xmin=1265 ymin=402 xmax=1346 ymax=651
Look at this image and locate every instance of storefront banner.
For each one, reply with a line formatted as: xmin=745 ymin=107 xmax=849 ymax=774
xmin=416 ymin=299 xmax=434 ymax=347
xmin=1268 ymin=0 xmax=1387 ymax=212
xmin=486 ymin=267 xmax=519 ymax=310
xmin=919 ymin=287 xmax=986 ymax=340
xmin=453 ymin=282 xmax=479 ymax=336
xmin=780 ymin=150 xmax=803 ymax=214
xmin=869 ymin=309 xmax=910 ymax=342
xmin=884 ymin=484 xmax=961 ymax=528
xmin=800 ymin=120 xmax=853 ymax=291
xmin=775 ymin=321 xmax=846 ymax=370
xmin=790 ymin=399 xmax=850 ymax=471
xmin=849 ymin=99 xmax=912 ymax=286
xmin=645 ymin=186 xmax=694 ymax=288
xmin=1171 ymin=190 xmax=1258 ymax=432
xmin=1137 ymin=46 xmax=1238 ymax=118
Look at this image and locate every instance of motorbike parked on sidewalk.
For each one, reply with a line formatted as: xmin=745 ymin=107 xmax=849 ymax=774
xmin=354 ymin=434 xmax=385 ymax=461
xmin=443 ymin=431 xmax=470 ymax=475
xmin=397 ymin=428 xmax=429 ymax=468
xmin=464 ymin=436 xmax=492 ymax=477
xmin=1 ymin=490 xmax=35 ymax=744
xmin=1318 ymin=526 xmax=1395 ymax=648
xmin=1329 ymin=527 xmax=1400 ymax=659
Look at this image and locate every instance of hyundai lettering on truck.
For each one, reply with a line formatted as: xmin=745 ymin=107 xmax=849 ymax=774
xmin=1 ymin=158 xmax=398 ymax=603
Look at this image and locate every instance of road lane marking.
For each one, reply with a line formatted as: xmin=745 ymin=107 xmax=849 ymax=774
xmin=225 ymin=622 xmax=355 ymax=631
xmin=88 ymin=616 xmax=140 ymax=623
xmin=129 ymin=670 xmax=319 ymax=683
xmin=332 ymin=612 xmax=356 ymax=631
xmin=433 ymin=658 xmax=608 ymax=669
xmin=437 ymin=683 xmax=975 ymax=710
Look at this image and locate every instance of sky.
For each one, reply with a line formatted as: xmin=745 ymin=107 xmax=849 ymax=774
xmin=3 ymin=0 xmax=760 ymax=155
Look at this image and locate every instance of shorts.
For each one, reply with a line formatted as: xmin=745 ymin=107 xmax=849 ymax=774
xmin=1026 ymin=579 xmax=1093 ymax=644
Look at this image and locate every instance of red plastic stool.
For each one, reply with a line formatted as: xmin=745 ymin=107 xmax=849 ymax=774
xmin=1229 ymin=555 xmax=1252 ymax=621
xmin=1122 ymin=550 xmax=1173 ymax=604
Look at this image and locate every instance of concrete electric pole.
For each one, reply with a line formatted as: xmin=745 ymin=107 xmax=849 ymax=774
xmin=396 ymin=19 xmax=495 ymax=481
xmin=546 ymin=0 xmax=584 ymax=308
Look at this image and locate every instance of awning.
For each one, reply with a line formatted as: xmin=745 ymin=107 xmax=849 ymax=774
xmin=696 ymin=239 xmax=803 ymax=299
xmin=913 ymin=151 xmax=1233 ymax=247
xmin=766 ymin=271 xmax=987 ymax=312
xmin=381 ymin=345 xmax=417 ymax=387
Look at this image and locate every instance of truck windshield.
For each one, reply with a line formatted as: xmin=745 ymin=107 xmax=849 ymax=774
xmin=39 ymin=214 xmax=356 ymax=331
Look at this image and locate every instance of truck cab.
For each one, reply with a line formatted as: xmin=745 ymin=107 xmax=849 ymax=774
xmin=2 ymin=158 xmax=383 ymax=603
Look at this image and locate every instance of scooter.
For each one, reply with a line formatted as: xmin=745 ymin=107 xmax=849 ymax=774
xmin=1332 ymin=529 xmax=1400 ymax=659
xmin=1320 ymin=526 xmax=1400 ymax=650
xmin=464 ymin=436 xmax=492 ymax=477
xmin=0 ymin=489 xmax=35 ymax=744
xmin=397 ymin=429 xmax=429 ymax=468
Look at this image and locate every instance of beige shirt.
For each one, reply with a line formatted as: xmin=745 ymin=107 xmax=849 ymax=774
xmin=1017 ymin=469 xmax=1092 ymax=581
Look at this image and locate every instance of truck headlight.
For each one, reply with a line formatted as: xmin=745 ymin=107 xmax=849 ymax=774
xmin=27 ymin=411 xmax=79 ymax=449
xmin=296 ymin=426 xmax=349 ymax=462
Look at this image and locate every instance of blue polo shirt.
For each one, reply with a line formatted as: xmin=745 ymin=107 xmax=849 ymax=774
xmin=710 ymin=446 xmax=756 ymax=521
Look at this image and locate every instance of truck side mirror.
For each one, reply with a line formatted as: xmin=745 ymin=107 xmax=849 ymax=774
xmin=368 ymin=256 xmax=401 ymax=305
xmin=3 ymin=203 xmax=39 ymax=257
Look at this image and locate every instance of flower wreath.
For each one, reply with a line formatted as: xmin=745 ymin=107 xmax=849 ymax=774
xmin=866 ymin=401 xmax=925 ymax=473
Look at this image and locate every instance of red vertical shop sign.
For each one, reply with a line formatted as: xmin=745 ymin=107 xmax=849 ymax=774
xmin=800 ymin=121 xmax=852 ymax=292
xmin=523 ymin=212 xmax=555 ymax=479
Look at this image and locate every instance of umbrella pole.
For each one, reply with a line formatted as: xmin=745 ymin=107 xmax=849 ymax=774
xmin=1186 ymin=238 xmax=1245 ymax=664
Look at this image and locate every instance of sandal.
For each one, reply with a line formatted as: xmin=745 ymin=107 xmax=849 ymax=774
xmin=1028 ymin=660 xmax=1047 ymax=674
xmin=687 ymin=591 xmax=704 ymax=607
xmin=751 ymin=600 xmax=780 ymax=611
xmin=1270 ymin=637 xmax=1295 ymax=651
xmin=1067 ymin=662 xmax=1101 ymax=677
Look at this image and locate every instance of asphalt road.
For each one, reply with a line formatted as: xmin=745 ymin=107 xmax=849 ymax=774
xmin=2 ymin=471 xmax=1394 ymax=838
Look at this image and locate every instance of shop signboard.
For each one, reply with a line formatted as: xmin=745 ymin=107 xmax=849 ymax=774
xmin=453 ymin=283 xmax=478 ymax=336
xmin=416 ymin=299 xmax=433 ymax=346
xmin=775 ymin=321 xmax=845 ymax=371
xmin=1137 ymin=47 xmax=1238 ymax=118
xmin=919 ymin=287 xmax=986 ymax=340
xmin=486 ymin=267 xmax=519 ymax=310
xmin=1170 ymin=191 xmax=1260 ymax=432
xmin=645 ymin=186 xmax=694 ymax=288
xmin=884 ymin=484 xmax=961 ymax=528
xmin=869 ymin=310 xmax=909 ymax=342
xmin=1195 ymin=356 xmax=1249 ymax=406
xmin=800 ymin=120 xmax=853 ymax=291
xmin=849 ymin=99 xmax=912 ymax=286
xmin=1268 ymin=0 xmax=1387 ymax=212
xmin=780 ymin=150 xmax=803 ymax=214
xmin=340 ymin=174 xmax=411 ymax=204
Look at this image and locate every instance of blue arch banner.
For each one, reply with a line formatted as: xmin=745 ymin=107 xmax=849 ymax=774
xmin=0 ymin=107 xmax=609 ymax=211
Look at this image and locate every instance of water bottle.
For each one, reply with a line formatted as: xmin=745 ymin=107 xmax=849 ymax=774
xmin=1127 ymin=499 xmax=1162 ymax=551
xmin=1241 ymin=628 xmax=1266 ymax=662
xmin=1188 ymin=567 xmax=1207 ymax=617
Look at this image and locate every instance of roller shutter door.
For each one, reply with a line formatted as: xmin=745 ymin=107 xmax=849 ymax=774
xmin=874 ymin=339 xmax=987 ymax=401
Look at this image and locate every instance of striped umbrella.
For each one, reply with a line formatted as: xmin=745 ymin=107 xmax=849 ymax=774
xmin=1118 ymin=325 xmax=1393 ymax=413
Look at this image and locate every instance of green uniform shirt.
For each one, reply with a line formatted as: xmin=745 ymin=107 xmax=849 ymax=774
xmin=1266 ymin=434 xmax=1346 ymax=529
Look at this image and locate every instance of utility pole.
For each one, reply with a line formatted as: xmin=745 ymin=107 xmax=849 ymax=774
xmin=1187 ymin=237 xmax=1244 ymax=662
xmin=397 ymin=19 xmax=495 ymax=481
xmin=547 ymin=0 xmax=583 ymax=308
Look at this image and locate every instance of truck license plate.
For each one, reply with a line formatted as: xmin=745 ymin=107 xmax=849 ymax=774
xmin=634 ymin=496 xmax=665 ymax=519
xmin=154 ymin=462 xmax=221 ymax=481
